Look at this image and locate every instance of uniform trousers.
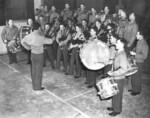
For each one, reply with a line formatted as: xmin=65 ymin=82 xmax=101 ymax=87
xmin=27 ymin=50 xmax=31 ymax=63
xmin=52 ymin=40 xmax=58 ymax=60
xmin=31 ymin=53 xmax=43 ymax=90
xmin=43 ymin=45 xmax=54 ymax=68
xmin=112 ymin=79 xmax=125 ymax=113
xmin=69 ymin=48 xmax=82 ymax=76
xmin=56 ymin=45 xmax=68 ymax=73
xmin=86 ymin=69 xmax=97 ymax=86
xmin=131 ymin=62 xmax=144 ymax=93
xmin=7 ymin=46 xmax=17 ymax=63
xmin=104 ymin=64 xmax=112 ymax=77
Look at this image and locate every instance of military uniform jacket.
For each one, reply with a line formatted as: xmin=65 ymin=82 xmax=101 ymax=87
xmin=124 ymin=21 xmax=138 ymax=47
xmin=135 ymin=39 xmax=149 ymax=63
xmin=112 ymin=50 xmax=128 ymax=79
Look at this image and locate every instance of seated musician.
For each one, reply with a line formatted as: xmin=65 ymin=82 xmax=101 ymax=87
xmin=107 ymin=39 xmax=128 ymax=116
xmin=56 ymin=23 xmax=71 ymax=73
xmin=129 ymin=30 xmax=149 ymax=96
xmin=67 ymin=24 xmax=85 ymax=78
xmin=85 ymin=27 xmax=98 ymax=88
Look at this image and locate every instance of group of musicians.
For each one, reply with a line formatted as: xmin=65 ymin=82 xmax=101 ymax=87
xmin=1 ymin=3 xmax=149 ymax=116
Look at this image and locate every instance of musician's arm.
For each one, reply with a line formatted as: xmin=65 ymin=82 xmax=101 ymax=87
xmin=112 ymin=55 xmax=128 ymax=77
xmin=1 ymin=27 xmax=7 ymax=44
xmin=63 ymin=33 xmax=71 ymax=44
xmin=44 ymin=36 xmax=55 ymax=44
xmin=56 ymin=31 xmax=61 ymax=43
xmin=135 ymin=42 xmax=149 ymax=60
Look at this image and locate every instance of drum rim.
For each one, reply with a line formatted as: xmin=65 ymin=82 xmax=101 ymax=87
xmin=80 ymin=40 xmax=109 ymax=70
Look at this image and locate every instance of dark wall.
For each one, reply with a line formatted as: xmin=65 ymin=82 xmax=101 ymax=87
xmin=26 ymin=0 xmax=35 ymax=21
xmin=0 ymin=0 xmax=6 ymax=25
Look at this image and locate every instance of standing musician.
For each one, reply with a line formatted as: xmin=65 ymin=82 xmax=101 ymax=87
xmin=104 ymin=33 xmax=117 ymax=76
xmin=74 ymin=4 xmax=88 ymax=24
xmin=100 ymin=6 xmax=110 ymax=24
xmin=107 ymin=39 xmax=128 ymax=116
xmin=81 ymin=19 xmax=90 ymax=39
xmin=25 ymin=18 xmax=34 ymax=64
xmin=67 ymin=24 xmax=85 ymax=78
xmin=129 ymin=30 xmax=149 ymax=96
xmin=38 ymin=15 xmax=46 ymax=36
xmin=61 ymin=3 xmax=73 ymax=24
xmin=88 ymin=8 xmax=97 ymax=28
xmin=47 ymin=6 xmax=59 ymax=25
xmin=1 ymin=19 xmax=19 ymax=64
xmin=117 ymin=9 xmax=128 ymax=39
xmin=56 ymin=23 xmax=71 ymax=73
xmin=95 ymin=20 xmax=104 ymax=40
xmin=43 ymin=23 xmax=55 ymax=69
xmin=124 ymin=12 xmax=138 ymax=56
xmin=85 ymin=27 xmax=98 ymax=88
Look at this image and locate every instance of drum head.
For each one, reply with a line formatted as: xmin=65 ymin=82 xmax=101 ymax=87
xmin=80 ymin=40 xmax=109 ymax=70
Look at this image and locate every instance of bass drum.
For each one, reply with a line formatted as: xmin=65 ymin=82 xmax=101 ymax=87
xmin=80 ymin=40 xmax=109 ymax=70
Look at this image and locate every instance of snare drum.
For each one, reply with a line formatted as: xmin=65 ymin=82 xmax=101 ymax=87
xmin=125 ymin=57 xmax=138 ymax=76
xmin=20 ymin=26 xmax=32 ymax=40
xmin=96 ymin=77 xmax=119 ymax=99
xmin=80 ymin=40 xmax=109 ymax=70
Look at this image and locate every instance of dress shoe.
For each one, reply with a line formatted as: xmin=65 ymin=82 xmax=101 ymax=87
xmin=43 ymin=65 xmax=46 ymax=67
xmin=109 ymin=111 xmax=120 ymax=116
xmin=107 ymin=107 xmax=114 ymax=111
xmin=128 ymin=89 xmax=133 ymax=92
xmin=34 ymin=87 xmax=45 ymax=91
xmin=131 ymin=92 xmax=140 ymax=96
xmin=27 ymin=61 xmax=31 ymax=64
xmin=87 ymin=85 xmax=94 ymax=88
xmin=65 ymin=73 xmax=69 ymax=75
xmin=84 ymin=82 xmax=88 ymax=84
xmin=74 ymin=75 xmax=80 ymax=78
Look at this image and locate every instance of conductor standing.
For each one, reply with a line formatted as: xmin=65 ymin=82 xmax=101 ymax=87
xmin=21 ymin=22 xmax=54 ymax=93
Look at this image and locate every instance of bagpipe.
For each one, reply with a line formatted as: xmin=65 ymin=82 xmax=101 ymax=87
xmin=68 ymin=33 xmax=85 ymax=53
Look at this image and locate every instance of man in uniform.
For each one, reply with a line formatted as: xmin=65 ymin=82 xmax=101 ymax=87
xmin=129 ymin=31 xmax=149 ymax=96
xmin=124 ymin=12 xmax=138 ymax=55
xmin=48 ymin=6 xmax=59 ymax=25
xmin=1 ymin=19 xmax=19 ymax=64
xmin=21 ymin=22 xmax=54 ymax=93
xmin=74 ymin=4 xmax=88 ymax=24
xmin=61 ymin=3 xmax=73 ymax=24
xmin=56 ymin=23 xmax=71 ymax=73
xmin=107 ymin=39 xmax=128 ymax=116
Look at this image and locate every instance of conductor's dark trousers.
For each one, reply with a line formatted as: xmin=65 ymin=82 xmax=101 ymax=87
xmin=31 ymin=53 xmax=43 ymax=90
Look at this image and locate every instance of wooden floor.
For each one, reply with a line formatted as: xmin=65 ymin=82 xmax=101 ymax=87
xmin=0 ymin=52 xmax=150 ymax=118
